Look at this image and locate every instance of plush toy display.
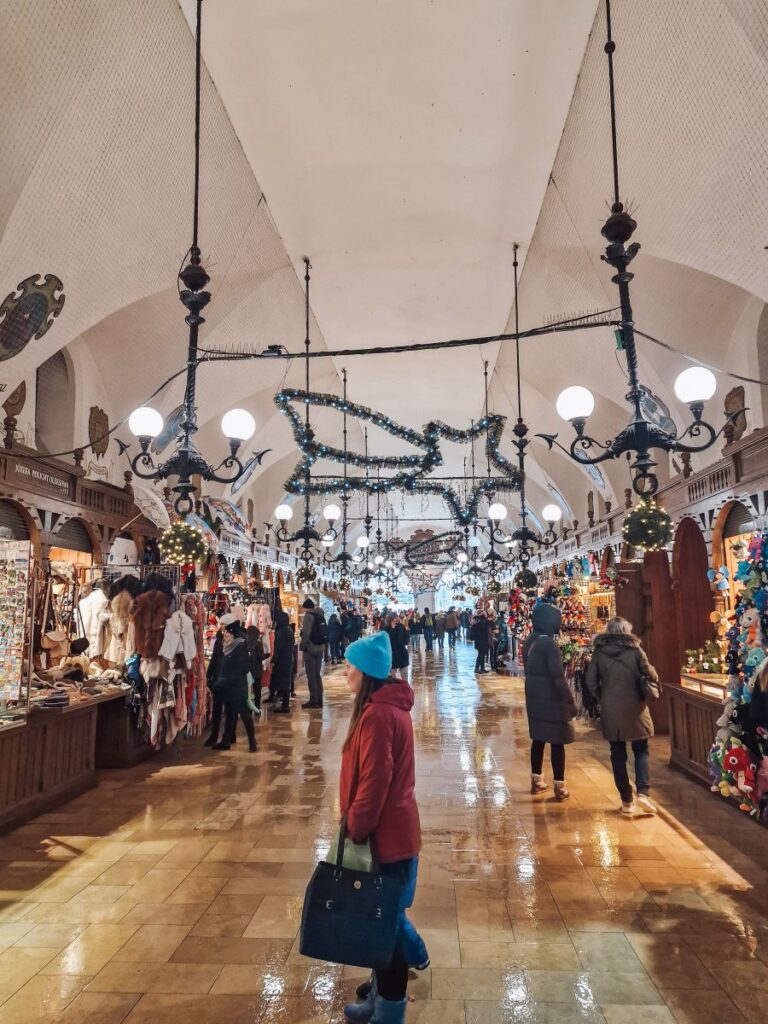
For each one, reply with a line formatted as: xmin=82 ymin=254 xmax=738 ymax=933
xmin=708 ymin=532 xmax=768 ymax=820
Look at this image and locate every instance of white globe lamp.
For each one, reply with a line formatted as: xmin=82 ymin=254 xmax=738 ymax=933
xmin=274 ymin=503 xmax=293 ymax=523
xmin=323 ymin=503 xmax=341 ymax=523
xmin=129 ymin=406 xmax=164 ymax=439
xmin=488 ymin=502 xmax=507 ymax=523
xmin=556 ymin=386 xmax=595 ymax=422
xmin=542 ymin=503 xmax=563 ymax=524
xmin=221 ymin=408 xmax=256 ymax=442
xmin=357 ymin=536 xmax=370 ymax=549
xmin=674 ymin=366 xmax=716 ymax=404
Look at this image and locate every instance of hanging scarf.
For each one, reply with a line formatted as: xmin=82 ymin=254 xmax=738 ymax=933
xmin=222 ymin=632 xmax=239 ymax=657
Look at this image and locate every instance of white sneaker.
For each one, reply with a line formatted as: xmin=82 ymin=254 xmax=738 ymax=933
xmin=636 ymin=794 xmax=657 ymax=814
xmin=621 ymin=800 xmax=654 ymax=818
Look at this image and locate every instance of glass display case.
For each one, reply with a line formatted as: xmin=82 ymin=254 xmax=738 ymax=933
xmin=0 ymin=539 xmax=34 ymax=731
xmin=680 ymin=672 xmax=729 ymax=702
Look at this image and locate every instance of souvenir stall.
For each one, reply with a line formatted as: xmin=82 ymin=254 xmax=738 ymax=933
xmin=0 ymin=448 xmax=160 ymax=831
xmin=705 ymin=532 xmax=768 ymax=823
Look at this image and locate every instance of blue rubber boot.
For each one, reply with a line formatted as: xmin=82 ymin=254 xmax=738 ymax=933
xmin=344 ymin=974 xmax=376 ymax=1023
xmin=369 ymin=995 xmax=407 ymax=1024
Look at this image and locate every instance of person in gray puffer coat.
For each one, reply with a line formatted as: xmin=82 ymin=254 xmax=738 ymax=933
xmin=585 ymin=616 xmax=659 ymax=817
xmin=523 ymin=602 xmax=577 ymax=801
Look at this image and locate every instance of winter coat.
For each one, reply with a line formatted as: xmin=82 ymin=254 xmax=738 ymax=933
xmin=386 ymin=623 xmax=410 ymax=669
xmin=340 ymin=677 xmax=421 ymax=863
xmin=434 ymin=616 xmax=446 ymax=639
xmin=213 ymin=637 xmax=249 ymax=704
xmin=245 ymin=625 xmax=266 ymax=681
xmin=132 ymin=590 xmax=172 ymax=659
xmin=470 ymin=619 xmax=490 ymax=651
xmin=751 ymin=684 xmax=768 ymax=729
xmin=523 ymin=603 xmax=576 ymax=745
xmin=300 ymin=608 xmax=326 ymax=656
xmin=585 ymin=633 xmax=658 ymax=741
xmin=206 ymin=633 xmax=223 ymax=688
xmin=327 ymin=616 xmax=342 ymax=642
xmin=271 ymin=619 xmax=295 ymax=694
xmin=345 ymin=613 xmax=363 ymax=642
xmin=445 ymin=611 xmax=459 ymax=630
xmin=78 ymin=587 xmax=110 ymax=656
xmin=104 ymin=589 xmax=135 ymax=664
xmin=158 ymin=609 xmax=197 ymax=664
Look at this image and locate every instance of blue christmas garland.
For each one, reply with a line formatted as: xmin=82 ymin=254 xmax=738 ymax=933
xmin=274 ymin=388 xmax=521 ymax=526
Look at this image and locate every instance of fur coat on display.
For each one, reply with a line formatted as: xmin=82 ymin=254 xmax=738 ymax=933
xmin=132 ymin=591 xmax=173 ymax=659
xmin=158 ymin=609 xmax=197 ymax=664
xmin=78 ymin=587 xmax=109 ymax=657
xmin=104 ymin=589 xmax=135 ymax=664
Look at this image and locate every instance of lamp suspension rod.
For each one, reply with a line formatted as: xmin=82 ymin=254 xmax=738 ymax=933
xmin=513 ymin=243 xmax=522 ymax=421
xmin=191 ymin=0 xmax=203 ymax=249
xmin=604 ymin=0 xmax=621 ymax=208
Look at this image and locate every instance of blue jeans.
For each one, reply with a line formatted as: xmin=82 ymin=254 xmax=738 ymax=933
xmin=424 ymin=628 xmax=434 ymax=650
xmin=381 ymin=857 xmax=428 ymax=968
xmin=610 ymin=739 xmax=650 ymax=802
xmin=329 ymin=639 xmax=342 ymax=662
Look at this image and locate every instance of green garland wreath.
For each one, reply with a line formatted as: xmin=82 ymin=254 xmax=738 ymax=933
xmin=159 ymin=522 xmax=207 ymax=566
xmin=622 ymin=498 xmax=673 ymax=552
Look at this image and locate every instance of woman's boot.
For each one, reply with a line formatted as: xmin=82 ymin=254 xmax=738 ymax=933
xmin=554 ymin=780 xmax=570 ymax=801
xmin=344 ymin=974 xmax=376 ymax=1023
xmin=369 ymin=995 xmax=407 ymax=1024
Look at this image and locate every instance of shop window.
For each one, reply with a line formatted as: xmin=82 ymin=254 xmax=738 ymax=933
xmin=0 ymin=500 xmax=30 ymax=540
xmin=50 ymin=518 xmax=93 ymax=569
xmin=35 ymin=350 xmax=75 ymax=456
xmin=719 ymin=500 xmax=756 ymax=612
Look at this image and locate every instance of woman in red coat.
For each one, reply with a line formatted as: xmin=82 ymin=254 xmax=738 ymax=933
xmin=340 ymin=631 xmax=426 ymax=1024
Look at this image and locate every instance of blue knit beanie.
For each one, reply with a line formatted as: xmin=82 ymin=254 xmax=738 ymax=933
xmin=345 ymin=632 xmax=392 ymax=680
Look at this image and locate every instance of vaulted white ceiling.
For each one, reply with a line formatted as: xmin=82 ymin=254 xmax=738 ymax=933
xmin=2 ymin=0 xmax=767 ymax=543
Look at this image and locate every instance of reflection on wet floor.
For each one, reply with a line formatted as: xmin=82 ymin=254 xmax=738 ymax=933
xmin=0 ymin=643 xmax=767 ymax=1023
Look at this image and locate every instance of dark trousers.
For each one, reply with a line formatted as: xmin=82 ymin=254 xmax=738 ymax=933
xmin=531 ymin=740 xmax=566 ymax=781
xmin=475 ymin=646 xmax=488 ymax=671
xmin=305 ymin=651 xmax=324 ymax=706
xmin=448 ymin=628 xmax=457 ymax=646
xmin=424 ymin=627 xmax=434 ymax=651
xmin=490 ymin=644 xmax=499 ymax=671
xmin=209 ymin=690 xmax=231 ymax=741
xmin=223 ymin=700 xmax=255 ymax=747
xmin=329 ymin=639 xmax=342 ymax=662
xmin=610 ymin=739 xmax=650 ymax=802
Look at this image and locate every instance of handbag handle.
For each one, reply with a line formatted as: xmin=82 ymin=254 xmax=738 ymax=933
xmin=335 ymin=813 xmax=382 ymax=876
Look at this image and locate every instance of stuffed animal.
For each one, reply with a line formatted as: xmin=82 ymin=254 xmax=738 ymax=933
xmin=707 ymin=566 xmax=730 ymax=593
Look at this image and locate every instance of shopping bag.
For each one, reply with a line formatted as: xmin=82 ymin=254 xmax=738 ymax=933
xmin=299 ymin=817 xmax=400 ymax=968
xmin=325 ymin=825 xmax=373 ymax=873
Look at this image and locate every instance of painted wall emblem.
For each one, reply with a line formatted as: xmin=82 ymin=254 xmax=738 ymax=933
xmin=88 ymin=406 xmax=110 ymax=458
xmin=0 ymin=275 xmax=65 ymax=361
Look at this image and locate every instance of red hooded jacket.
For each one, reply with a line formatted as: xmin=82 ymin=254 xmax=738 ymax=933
xmin=339 ymin=677 xmax=421 ymax=864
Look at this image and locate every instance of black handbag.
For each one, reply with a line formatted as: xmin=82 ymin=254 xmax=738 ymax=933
xmin=299 ymin=816 xmax=401 ymax=969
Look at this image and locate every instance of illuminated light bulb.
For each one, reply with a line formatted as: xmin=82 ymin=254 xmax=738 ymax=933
xmin=323 ymin=503 xmax=341 ymax=522
xmin=674 ymin=366 xmax=717 ymax=403
xmin=556 ymin=386 xmax=595 ymax=421
xmin=374 ymin=554 xmax=385 ymax=565
xmin=274 ymin=503 xmax=293 ymax=522
xmin=221 ymin=408 xmax=256 ymax=441
xmin=488 ymin=502 xmax=507 ymax=523
xmin=457 ymin=552 xmax=468 ymax=563
xmin=357 ymin=536 xmax=370 ymax=549
xmin=542 ymin=503 xmax=562 ymax=523
xmin=129 ymin=406 xmax=164 ymax=438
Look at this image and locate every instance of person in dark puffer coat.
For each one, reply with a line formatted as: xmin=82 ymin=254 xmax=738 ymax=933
xmin=523 ymin=602 xmax=577 ymax=801
xmin=586 ymin=616 xmax=659 ymax=817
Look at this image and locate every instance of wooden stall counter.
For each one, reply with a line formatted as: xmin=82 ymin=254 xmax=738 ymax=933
xmin=0 ymin=699 xmax=99 ymax=833
xmin=664 ymin=673 xmax=727 ymax=784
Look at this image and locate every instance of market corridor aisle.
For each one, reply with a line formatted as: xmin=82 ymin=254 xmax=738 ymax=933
xmin=1 ymin=646 xmax=767 ymax=1024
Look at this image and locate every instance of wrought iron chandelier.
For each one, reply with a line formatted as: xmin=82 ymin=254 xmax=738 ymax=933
xmin=272 ymin=260 xmax=342 ymax=580
xmin=127 ymin=0 xmax=256 ymax=515
xmin=538 ymin=0 xmax=737 ymax=497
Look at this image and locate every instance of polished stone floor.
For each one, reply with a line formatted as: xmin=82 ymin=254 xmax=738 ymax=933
xmin=1 ymin=642 xmax=768 ymax=1024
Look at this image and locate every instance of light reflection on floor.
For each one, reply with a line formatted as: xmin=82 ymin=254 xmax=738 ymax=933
xmin=0 ymin=642 xmax=766 ymax=1023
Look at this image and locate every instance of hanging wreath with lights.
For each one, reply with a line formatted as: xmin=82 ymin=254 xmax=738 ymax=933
xmin=159 ymin=521 xmax=207 ymax=565
xmin=296 ymin=564 xmax=318 ymax=587
xmin=466 ymin=584 xmax=481 ymax=597
xmin=515 ymin=569 xmax=537 ymax=589
xmin=486 ymin=579 xmax=502 ymax=595
xmin=361 ymin=587 xmax=373 ymax=598
xmin=337 ymin=576 xmax=351 ymax=593
xmin=622 ymin=498 xmax=673 ymax=552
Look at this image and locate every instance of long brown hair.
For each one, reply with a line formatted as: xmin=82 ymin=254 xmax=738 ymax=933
xmin=343 ymin=674 xmax=380 ymax=752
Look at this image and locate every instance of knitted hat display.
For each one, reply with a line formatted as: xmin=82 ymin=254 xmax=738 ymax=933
xmin=345 ymin=632 xmax=393 ymax=681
